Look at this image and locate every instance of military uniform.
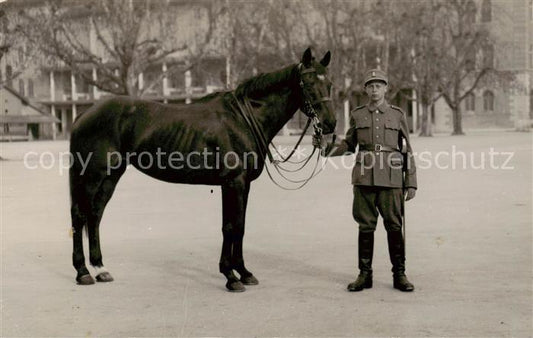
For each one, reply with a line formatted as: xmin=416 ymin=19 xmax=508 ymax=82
xmin=325 ymin=68 xmax=417 ymax=292
xmin=330 ymin=101 xmax=417 ymax=232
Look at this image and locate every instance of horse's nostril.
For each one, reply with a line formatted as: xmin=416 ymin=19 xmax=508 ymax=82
xmin=323 ymin=120 xmax=336 ymax=134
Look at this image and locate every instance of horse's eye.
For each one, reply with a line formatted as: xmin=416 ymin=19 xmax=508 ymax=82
xmin=317 ymin=75 xmax=325 ymax=81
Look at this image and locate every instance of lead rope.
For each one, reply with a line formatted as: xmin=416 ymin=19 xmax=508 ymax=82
xmin=232 ymin=93 xmax=326 ymax=190
xmin=262 ymin=100 xmax=328 ymax=189
xmin=265 ymin=103 xmax=328 ymax=189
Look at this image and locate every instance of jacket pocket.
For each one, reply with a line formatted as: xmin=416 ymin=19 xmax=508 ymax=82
xmin=384 ymin=119 xmax=400 ymax=146
xmin=355 ymin=116 xmax=372 ymax=144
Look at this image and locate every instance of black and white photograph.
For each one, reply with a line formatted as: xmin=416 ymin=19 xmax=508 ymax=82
xmin=1 ymin=0 xmax=531 ymax=336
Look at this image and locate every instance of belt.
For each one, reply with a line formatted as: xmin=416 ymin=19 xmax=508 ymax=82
xmin=359 ymin=144 xmax=400 ymax=152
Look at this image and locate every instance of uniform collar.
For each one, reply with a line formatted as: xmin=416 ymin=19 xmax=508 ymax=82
xmin=366 ymin=101 xmax=389 ymax=114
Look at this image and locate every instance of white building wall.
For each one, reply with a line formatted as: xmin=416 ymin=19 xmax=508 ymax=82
xmin=510 ymin=73 xmax=531 ymax=130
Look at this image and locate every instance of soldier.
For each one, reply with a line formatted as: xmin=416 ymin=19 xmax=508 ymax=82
xmin=314 ymin=68 xmax=417 ymax=292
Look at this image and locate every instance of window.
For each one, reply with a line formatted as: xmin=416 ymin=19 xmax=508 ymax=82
xmin=76 ymin=73 xmax=90 ymax=94
xmin=530 ymin=89 xmax=533 ymax=119
xmin=529 ymin=44 xmax=533 ymax=69
xmin=483 ymin=90 xmax=494 ymax=111
xmin=191 ymin=65 xmax=206 ymax=88
xmin=465 ymin=92 xmax=476 ymax=111
xmin=18 ymin=49 xmax=24 ymax=64
xmin=18 ymin=79 xmax=25 ymax=96
xmin=465 ymin=48 xmax=476 ymax=71
xmin=63 ymin=72 xmax=72 ymax=97
xmin=466 ymin=0 xmax=477 ymax=23
xmin=483 ymin=44 xmax=494 ymax=68
xmin=28 ymin=79 xmax=34 ymax=97
xmin=481 ymin=0 xmax=491 ymax=22
xmin=6 ymin=65 xmax=12 ymax=87
xmin=168 ymin=71 xmax=185 ymax=90
xmin=56 ymin=111 xmax=62 ymax=133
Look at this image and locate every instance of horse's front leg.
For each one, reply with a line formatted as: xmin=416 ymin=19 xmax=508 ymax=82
xmin=220 ymin=179 xmax=257 ymax=292
xmin=231 ymin=181 xmax=258 ymax=286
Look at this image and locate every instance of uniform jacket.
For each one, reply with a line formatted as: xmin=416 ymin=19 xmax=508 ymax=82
xmin=328 ymin=101 xmax=417 ymax=189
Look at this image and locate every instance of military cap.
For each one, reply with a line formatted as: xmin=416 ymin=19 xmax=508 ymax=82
xmin=363 ymin=68 xmax=388 ymax=86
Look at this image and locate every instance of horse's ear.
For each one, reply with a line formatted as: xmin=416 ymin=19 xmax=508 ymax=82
xmin=301 ymin=47 xmax=313 ymax=66
xmin=320 ymin=51 xmax=331 ymax=67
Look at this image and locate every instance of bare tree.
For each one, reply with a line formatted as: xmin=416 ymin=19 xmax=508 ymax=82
xmin=0 ymin=1 xmax=36 ymax=86
xmin=260 ymin=0 xmax=309 ymax=67
xmin=290 ymin=0 xmax=379 ymax=122
xmin=435 ymin=0 xmax=497 ymax=135
xmin=379 ymin=0 xmax=513 ymax=136
xmin=213 ymin=0 xmax=271 ymax=88
xmin=0 ymin=6 xmax=11 ymax=62
xmin=18 ymin=0 xmax=220 ymax=97
xmin=388 ymin=0 xmax=446 ymax=136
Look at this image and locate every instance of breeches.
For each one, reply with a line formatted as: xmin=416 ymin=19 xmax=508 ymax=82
xmin=352 ymin=185 xmax=403 ymax=233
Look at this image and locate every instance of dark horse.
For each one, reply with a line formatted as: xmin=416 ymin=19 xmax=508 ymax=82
xmin=69 ymin=48 xmax=336 ymax=292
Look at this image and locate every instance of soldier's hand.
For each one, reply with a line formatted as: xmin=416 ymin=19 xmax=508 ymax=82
xmin=312 ymin=134 xmax=325 ymax=149
xmin=404 ymin=188 xmax=416 ymax=201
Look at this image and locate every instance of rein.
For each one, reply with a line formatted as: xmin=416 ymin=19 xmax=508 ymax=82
xmin=230 ymin=64 xmax=330 ymax=190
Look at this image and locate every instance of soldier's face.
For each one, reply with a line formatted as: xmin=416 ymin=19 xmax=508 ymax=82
xmin=365 ymin=81 xmax=387 ymax=103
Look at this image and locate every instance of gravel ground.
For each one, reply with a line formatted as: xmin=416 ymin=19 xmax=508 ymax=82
xmin=1 ymin=130 xmax=531 ymax=337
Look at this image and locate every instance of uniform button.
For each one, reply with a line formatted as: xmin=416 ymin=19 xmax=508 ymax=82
xmin=376 ymin=135 xmax=380 ymax=138
xmin=376 ymin=118 xmax=379 ymax=121
xmin=376 ymin=126 xmax=379 ymax=129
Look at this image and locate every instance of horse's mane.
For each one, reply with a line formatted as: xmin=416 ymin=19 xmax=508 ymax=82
xmin=192 ymin=64 xmax=298 ymax=103
xmin=234 ymin=64 xmax=298 ymax=98
xmin=194 ymin=91 xmax=223 ymax=103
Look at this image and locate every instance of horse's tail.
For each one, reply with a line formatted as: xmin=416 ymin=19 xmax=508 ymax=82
xmin=69 ymin=97 xmax=126 ymax=233
xmin=69 ymin=109 xmax=101 ymax=235
xmin=69 ymin=132 xmax=90 ymax=236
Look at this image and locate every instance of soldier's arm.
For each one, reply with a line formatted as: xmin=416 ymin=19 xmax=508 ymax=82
xmin=400 ymin=113 xmax=417 ymax=189
xmin=323 ymin=116 xmax=357 ymax=157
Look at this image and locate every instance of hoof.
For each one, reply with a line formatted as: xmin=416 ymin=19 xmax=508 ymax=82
xmin=76 ymin=274 xmax=95 ymax=285
xmin=96 ymin=272 xmax=114 ymax=282
xmin=240 ymin=275 xmax=259 ymax=285
xmin=226 ymin=280 xmax=246 ymax=292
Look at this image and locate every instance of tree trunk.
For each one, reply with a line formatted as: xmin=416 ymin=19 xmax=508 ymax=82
xmin=419 ymin=102 xmax=433 ymax=137
xmin=451 ymin=105 xmax=465 ymax=135
xmin=451 ymin=81 xmax=465 ymax=135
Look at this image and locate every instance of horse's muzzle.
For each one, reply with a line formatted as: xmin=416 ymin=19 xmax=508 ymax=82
xmin=319 ymin=120 xmax=336 ymax=135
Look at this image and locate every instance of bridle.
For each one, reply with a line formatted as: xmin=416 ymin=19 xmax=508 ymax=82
xmin=267 ymin=63 xmax=332 ymax=166
xmin=297 ymin=63 xmax=333 ymax=138
xmin=231 ymin=62 xmax=333 ymax=190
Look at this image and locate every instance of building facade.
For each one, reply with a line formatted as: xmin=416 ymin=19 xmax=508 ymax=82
xmin=433 ymin=0 xmax=532 ymax=133
xmin=0 ymin=85 xmax=59 ymax=140
xmin=1 ymin=0 xmax=530 ymax=139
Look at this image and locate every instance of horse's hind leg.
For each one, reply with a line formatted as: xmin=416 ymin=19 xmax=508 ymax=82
xmin=71 ymin=174 xmax=99 ymax=285
xmin=71 ymin=197 xmax=94 ymax=285
xmin=70 ymin=149 xmax=124 ymax=285
xmin=88 ymin=167 xmax=125 ymax=282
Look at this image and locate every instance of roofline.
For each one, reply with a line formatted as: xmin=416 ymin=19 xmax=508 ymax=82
xmin=1 ymin=85 xmax=30 ymax=105
xmin=1 ymin=85 xmax=55 ymax=117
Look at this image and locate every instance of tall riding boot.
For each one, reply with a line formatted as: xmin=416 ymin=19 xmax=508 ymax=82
xmin=347 ymin=232 xmax=374 ymax=292
xmin=387 ymin=230 xmax=414 ymax=292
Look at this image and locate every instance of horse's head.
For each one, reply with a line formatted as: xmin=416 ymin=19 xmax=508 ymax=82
xmin=298 ymin=47 xmax=336 ymax=135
